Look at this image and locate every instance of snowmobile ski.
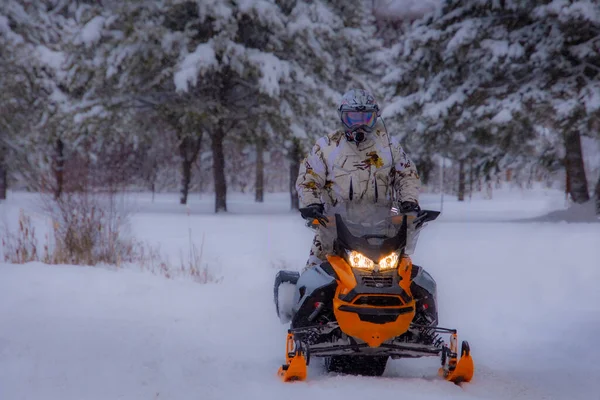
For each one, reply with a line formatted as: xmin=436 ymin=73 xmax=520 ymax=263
xmin=278 ymin=333 xmax=308 ymax=382
xmin=439 ymin=335 xmax=474 ymax=384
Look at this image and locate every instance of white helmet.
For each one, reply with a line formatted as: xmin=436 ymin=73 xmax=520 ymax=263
xmin=338 ymin=89 xmax=381 ymax=144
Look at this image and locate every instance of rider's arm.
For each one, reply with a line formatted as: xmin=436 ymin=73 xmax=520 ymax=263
xmin=296 ymin=137 xmax=328 ymax=207
xmin=390 ymin=137 xmax=421 ymax=203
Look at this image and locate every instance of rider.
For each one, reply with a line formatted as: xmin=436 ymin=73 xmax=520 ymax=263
xmin=296 ymin=88 xmax=421 ymax=270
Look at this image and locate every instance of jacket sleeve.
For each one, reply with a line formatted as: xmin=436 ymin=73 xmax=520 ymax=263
xmin=390 ymin=138 xmax=421 ymax=203
xmin=295 ymin=138 xmax=328 ymax=207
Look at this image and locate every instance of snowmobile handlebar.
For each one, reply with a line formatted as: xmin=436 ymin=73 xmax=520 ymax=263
xmin=308 ymin=210 xmax=440 ymax=228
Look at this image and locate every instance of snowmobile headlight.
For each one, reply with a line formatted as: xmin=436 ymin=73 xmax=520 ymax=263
xmin=346 ymin=250 xmax=375 ymax=270
xmin=378 ymin=252 xmax=400 ymax=271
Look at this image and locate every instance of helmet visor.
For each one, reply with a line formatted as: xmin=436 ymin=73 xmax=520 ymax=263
xmin=341 ymin=111 xmax=377 ymax=131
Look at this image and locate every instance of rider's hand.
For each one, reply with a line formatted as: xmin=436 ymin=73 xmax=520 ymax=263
xmin=299 ymin=203 xmax=329 ymax=227
xmin=399 ymin=201 xmax=421 ymax=214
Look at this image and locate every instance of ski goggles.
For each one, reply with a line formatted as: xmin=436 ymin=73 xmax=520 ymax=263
xmin=340 ymin=111 xmax=377 ymax=131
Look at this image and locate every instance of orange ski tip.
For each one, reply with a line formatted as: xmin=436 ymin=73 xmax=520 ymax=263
xmin=278 ymin=354 xmax=308 ymax=382
xmin=441 ymin=340 xmax=474 ymax=384
xmin=446 ymin=353 xmax=474 ymax=384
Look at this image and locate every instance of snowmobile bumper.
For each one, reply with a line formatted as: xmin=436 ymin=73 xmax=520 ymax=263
xmin=307 ymin=339 xmax=441 ymax=358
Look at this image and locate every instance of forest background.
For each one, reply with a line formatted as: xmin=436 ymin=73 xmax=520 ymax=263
xmin=1 ymin=0 xmax=599 ymax=214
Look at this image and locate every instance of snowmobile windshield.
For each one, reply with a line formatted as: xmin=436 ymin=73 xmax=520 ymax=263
xmin=321 ymin=203 xmax=408 ymax=262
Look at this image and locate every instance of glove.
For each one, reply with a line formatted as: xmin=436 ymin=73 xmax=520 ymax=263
xmin=399 ymin=201 xmax=421 ymax=214
xmin=299 ymin=203 xmax=329 ymax=227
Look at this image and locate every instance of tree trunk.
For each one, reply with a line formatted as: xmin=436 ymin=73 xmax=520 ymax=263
xmin=54 ymin=138 xmax=64 ymax=199
xmin=565 ymin=160 xmax=571 ymax=202
xmin=595 ymin=172 xmax=600 ymax=215
xmin=255 ymin=137 xmax=265 ymax=203
xmin=211 ymin=131 xmax=227 ymax=213
xmin=457 ymin=159 xmax=466 ymax=201
xmin=416 ymin=158 xmax=433 ymax=185
xmin=179 ymin=135 xmax=202 ymax=205
xmin=468 ymin=159 xmax=474 ymax=200
xmin=485 ymin=174 xmax=493 ymax=199
xmin=0 ymin=163 xmax=6 ymax=200
xmin=181 ymin=159 xmax=192 ymax=205
xmin=564 ymin=129 xmax=590 ymax=203
xmin=289 ymin=138 xmax=303 ymax=210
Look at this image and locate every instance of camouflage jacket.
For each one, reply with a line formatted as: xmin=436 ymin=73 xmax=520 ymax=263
xmin=296 ymin=123 xmax=421 ymax=208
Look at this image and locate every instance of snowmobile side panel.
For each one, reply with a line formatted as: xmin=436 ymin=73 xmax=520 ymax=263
xmin=398 ymin=256 xmax=414 ymax=296
xmin=276 ymin=283 xmax=297 ymax=324
xmin=412 ymin=266 xmax=437 ymax=301
xmin=274 ymin=270 xmax=300 ymax=322
xmin=290 ymin=265 xmax=337 ymax=327
xmin=325 ymin=255 xmax=357 ymax=293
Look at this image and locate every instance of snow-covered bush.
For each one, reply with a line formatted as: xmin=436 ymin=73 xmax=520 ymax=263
xmin=38 ymin=190 xmax=133 ymax=266
xmin=136 ymin=235 xmax=222 ymax=284
xmin=1 ymin=210 xmax=43 ymax=264
xmin=1 ymin=202 xmax=222 ymax=283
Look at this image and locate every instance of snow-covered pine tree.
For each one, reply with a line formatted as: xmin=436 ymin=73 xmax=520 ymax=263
xmin=275 ymin=0 xmax=342 ymax=207
xmin=381 ymin=1 xmax=537 ymax=189
xmin=278 ymin=0 xmax=387 ymax=207
xmin=381 ymin=0 xmax=599 ymax=202
xmin=81 ymin=0 xmax=300 ymax=210
xmin=525 ymin=1 xmax=599 ymax=204
xmin=0 ymin=1 xmax=75 ymax=196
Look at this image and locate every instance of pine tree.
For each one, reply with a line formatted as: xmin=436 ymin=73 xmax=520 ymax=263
xmin=381 ymin=0 xmax=599 ymax=202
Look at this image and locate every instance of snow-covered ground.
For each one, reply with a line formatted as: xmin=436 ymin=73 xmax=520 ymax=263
xmin=1 ymin=188 xmax=599 ymax=400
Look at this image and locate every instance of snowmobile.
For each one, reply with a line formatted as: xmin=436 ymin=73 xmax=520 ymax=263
xmin=273 ymin=203 xmax=474 ymax=383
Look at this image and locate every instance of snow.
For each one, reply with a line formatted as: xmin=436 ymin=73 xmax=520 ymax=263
xmin=491 ymin=109 xmax=512 ymax=124
xmin=0 ymin=14 xmax=23 ymax=44
xmin=237 ymin=0 xmax=285 ymax=29
xmin=1 ymin=189 xmax=599 ymax=399
xmin=221 ymin=41 xmax=294 ymax=97
xmin=582 ymin=84 xmax=600 ymax=113
xmin=248 ymin=51 xmax=291 ymax=97
xmin=445 ymin=20 xmax=479 ymax=53
xmin=288 ymin=2 xmax=338 ymax=36
xmin=35 ymin=45 xmax=66 ymax=73
xmin=535 ymin=0 xmax=600 ymax=24
xmin=382 ymin=95 xmax=415 ymax=118
xmin=80 ymin=16 xmax=105 ymax=47
xmin=423 ymin=87 xmax=468 ymax=119
xmin=161 ymin=31 xmax=184 ymax=53
xmin=0 ymin=15 xmax=8 ymax=31
xmin=198 ymin=0 xmax=233 ymax=28
xmin=72 ymin=104 xmax=107 ymax=124
xmin=552 ymin=97 xmax=580 ymax=118
xmin=480 ymin=39 xmax=525 ymax=60
xmin=373 ymin=0 xmax=440 ymax=21
xmin=174 ymin=43 xmax=218 ymax=92
xmin=531 ymin=200 xmax=599 ymax=222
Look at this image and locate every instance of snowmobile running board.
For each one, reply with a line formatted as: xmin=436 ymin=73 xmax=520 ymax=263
xmin=278 ymin=324 xmax=474 ymax=384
